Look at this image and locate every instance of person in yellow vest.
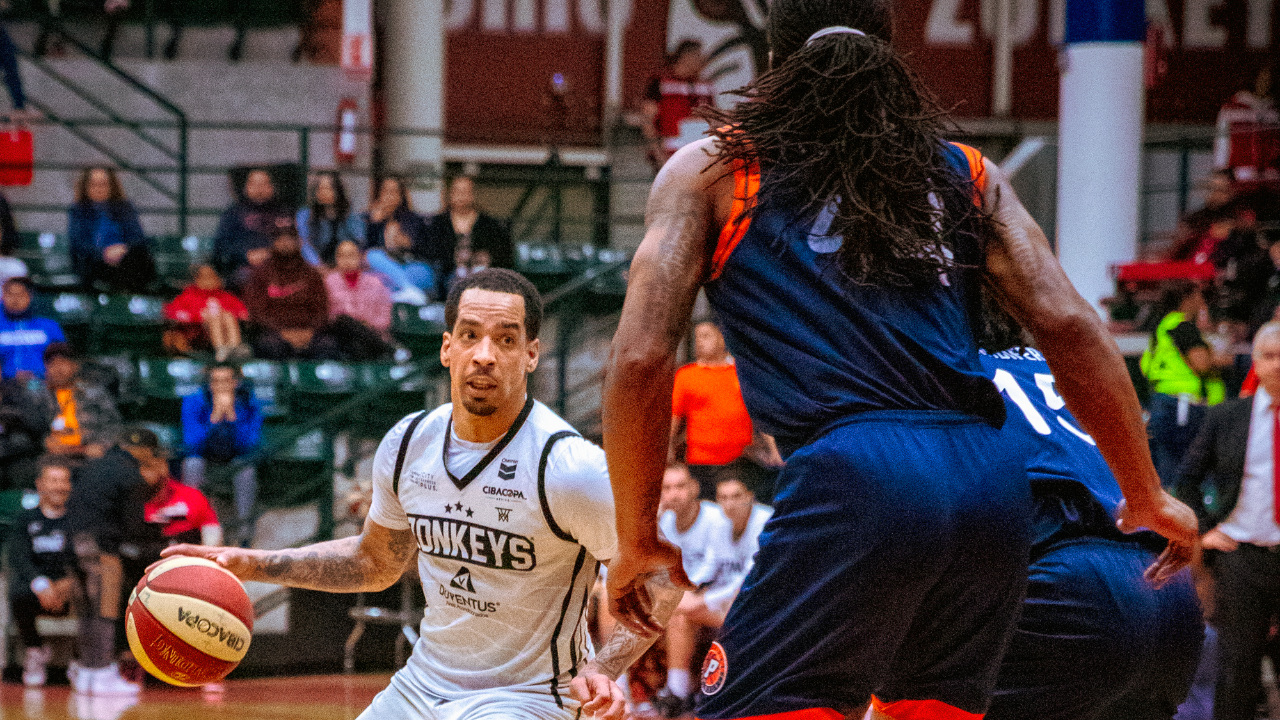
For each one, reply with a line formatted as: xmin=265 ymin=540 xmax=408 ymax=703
xmin=1141 ymin=282 xmax=1226 ymax=486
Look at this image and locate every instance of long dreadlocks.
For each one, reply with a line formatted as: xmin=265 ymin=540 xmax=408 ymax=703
xmin=702 ymin=0 xmax=988 ymax=288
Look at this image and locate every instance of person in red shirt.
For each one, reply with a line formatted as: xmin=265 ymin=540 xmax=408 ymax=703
xmin=164 ymin=263 xmax=249 ymax=361
xmin=642 ymin=40 xmax=713 ymax=172
xmin=141 ymin=455 xmax=221 ymax=548
xmin=670 ymin=321 xmax=755 ymax=498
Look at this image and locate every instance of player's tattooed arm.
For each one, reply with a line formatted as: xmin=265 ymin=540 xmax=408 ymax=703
xmin=159 ymin=516 xmax=418 ymax=592
xmin=588 ymin=570 xmax=685 ymax=681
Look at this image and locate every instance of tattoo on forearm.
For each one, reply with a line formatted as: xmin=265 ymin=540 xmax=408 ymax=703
xmin=593 ymin=572 xmax=684 ymax=680
xmin=251 ymin=535 xmax=396 ymax=592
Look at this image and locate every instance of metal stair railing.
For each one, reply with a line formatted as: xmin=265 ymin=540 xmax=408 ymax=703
xmin=18 ymin=20 xmax=189 ymax=232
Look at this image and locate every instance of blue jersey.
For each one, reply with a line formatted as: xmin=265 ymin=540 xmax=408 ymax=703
xmin=704 ymin=142 xmax=1003 ymax=453
xmin=980 ymin=348 xmax=1161 ymax=553
xmin=0 ymin=314 xmax=64 ymax=379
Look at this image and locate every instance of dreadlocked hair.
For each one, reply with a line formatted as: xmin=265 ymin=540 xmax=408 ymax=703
xmin=702 ymin=0 xmax=986 ymax=287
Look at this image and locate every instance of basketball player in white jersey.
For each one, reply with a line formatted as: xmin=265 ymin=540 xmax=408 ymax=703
xmin=163 ymin=269 xmax=684 ymax=720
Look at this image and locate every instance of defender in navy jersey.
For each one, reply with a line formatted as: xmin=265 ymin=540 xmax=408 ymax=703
xmin=980 ymin=347 xmax=1202 ymax=720
xmin=602 ymin=0 xmax=1198 ymax=718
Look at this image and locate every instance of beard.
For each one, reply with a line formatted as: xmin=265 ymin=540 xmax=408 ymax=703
xmin=460 ymin=398 xmax=499 ymax=416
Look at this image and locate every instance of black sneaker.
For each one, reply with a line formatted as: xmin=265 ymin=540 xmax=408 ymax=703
xmin=651 ymin=688 xmax=692 ymax=719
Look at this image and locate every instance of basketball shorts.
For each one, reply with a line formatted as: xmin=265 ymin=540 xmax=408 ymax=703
xmin=695 ymin=410 xmax=1034 ymax=720
xmin=988 ymin=538 xmax=1202 ymax=720
xmin=357 ymin=670 xmax=580 ymax=720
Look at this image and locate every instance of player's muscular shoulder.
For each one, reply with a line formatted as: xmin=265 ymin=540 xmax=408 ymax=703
xmin=649 ymin=138 xmax=738 ymax=234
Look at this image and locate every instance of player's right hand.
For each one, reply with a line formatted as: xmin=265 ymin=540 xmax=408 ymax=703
xmin=157 ymin=544 xmax=262 ymax=581
xmin=1115 ymin=491 xmax=1201 ymax=588
xmin=570 ymin=663 xmax=627 ymax=720
xmin=606 ymin=539 xmax=694 ymax=635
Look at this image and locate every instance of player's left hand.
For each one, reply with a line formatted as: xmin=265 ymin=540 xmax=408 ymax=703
xmin=1115 ymin=492 xmax=1202 ymax=588
xmin=570 ymin=662 xmax=627 ymax=720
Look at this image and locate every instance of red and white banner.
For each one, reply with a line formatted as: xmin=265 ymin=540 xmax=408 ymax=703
xmin=342 ymin=0 xmax=373 ymax=80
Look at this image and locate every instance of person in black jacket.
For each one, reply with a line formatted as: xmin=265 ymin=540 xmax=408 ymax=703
xmin=422 ymin=175 xmax=513 ymax=298
xmin=64 ymin=426 xmax=164 ymax=696
xmin=0 ymin=375 xmax=52 ymax=491
xmin=1176 ymin=320 xmax=1280 ymax=720
xmin=8 ymin=456 xmax=77 ymax=687
xmin=67 ymin=166 xmax=155 ymax=293
xmin=212 ymin=169 xmax=294 ymax=289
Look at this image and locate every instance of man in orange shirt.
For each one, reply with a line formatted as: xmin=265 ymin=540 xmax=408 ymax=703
xmin=671 ymin=322 xmax=756 ymax=498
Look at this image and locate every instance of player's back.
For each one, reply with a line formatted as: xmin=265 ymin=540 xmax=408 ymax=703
xmin=704 ymin=142 xmax=1004 ymax=454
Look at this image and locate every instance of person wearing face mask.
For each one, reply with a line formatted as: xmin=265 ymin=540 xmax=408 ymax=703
xmin=213 ymin=168 xmax=295 ymax=289
xmin=324 ymin=240 xmax=395 ymax=361
xmin=67 ymin=166 xmax=154 ymax=293
xmin=244 ymin=225 xmax=340 ymax=361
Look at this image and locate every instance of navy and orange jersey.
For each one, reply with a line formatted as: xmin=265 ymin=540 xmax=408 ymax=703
xmin=703 ymin=142 xmax=1004 ymax=454
xmin=980 ymin=348 xmax=1164 ymax=554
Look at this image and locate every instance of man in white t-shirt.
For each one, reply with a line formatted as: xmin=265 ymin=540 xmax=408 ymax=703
xmin=654 ymin=464 xmax=730 ymax=710
xmin=699 ymin=478 xmax=771 ymax=619
xmin=164 ymin=269 xmax=682 ymax=720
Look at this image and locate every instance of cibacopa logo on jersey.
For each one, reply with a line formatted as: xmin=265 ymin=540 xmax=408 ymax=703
xmin=438 ymin=566 xmax=500 ymax=616
xmin=408 ymin=514 xmax=537 ymax=570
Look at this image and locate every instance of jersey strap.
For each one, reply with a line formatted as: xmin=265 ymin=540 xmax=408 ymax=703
xmin=442 ymin=394 xmax=535 ymax=490
xmin=537 ymin=430 xmax=582 ymax=543
xmin=949 ymin=142 xmax=988 ymax=202
xmin=709 ymin=160 xmax=761 ymax=281
xmin=391 ymin=411 xmax=429 ymax=496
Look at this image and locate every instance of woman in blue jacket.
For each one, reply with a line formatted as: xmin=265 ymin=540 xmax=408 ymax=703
xmin=67 ymin=167 xmax=155 ymax=293
xmin=181 ymin=363 xmax=263 ymax=547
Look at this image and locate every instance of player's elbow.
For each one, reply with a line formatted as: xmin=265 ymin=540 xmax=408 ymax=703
xmin=1026 ymin=303 xmax=1105 ymax=351
xmin=606 ymin=340 xmax=671 ymax=388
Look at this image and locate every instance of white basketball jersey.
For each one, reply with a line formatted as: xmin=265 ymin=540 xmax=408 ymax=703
xmin=368 ymin=398 xmax=617 ymax=705
xmin=658 ymin=501 xmax=730 ymax=586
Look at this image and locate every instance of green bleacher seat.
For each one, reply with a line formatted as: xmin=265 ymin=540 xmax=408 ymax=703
xmin=95 ymin=294 xmax=167 ymax=354
xmin=15 ymin=231 xmax=64 ymax=254
xmin=42 ymin=293 xmax=95 ymax=346
xmin=391 ymin=303 xmax=446 ymax=358
xmin=134 ymin=421 xmax=183 ymax=455
xmin=24 ymin=254 xmax=80 ymax=291
xmin=135 ymin=358 xmax=204 ymax=420
xmin=356 ymin=362 xmax=430 ymax=429
xmin=240 ymin=360 xmax=290 ymax=418
xmin=257 ymin=425 xmax=333 ymax=509
xmin=515 ymin=242 xmax=572 ymax=291
xmin=289 ymin=360 xmax=359 ymax=415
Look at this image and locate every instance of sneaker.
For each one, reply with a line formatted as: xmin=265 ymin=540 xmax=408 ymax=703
xmin=651 ymin=688 xmax=691 ymax=719
xmin=70 ymin=662 xmax=91 ymax=694
xmin=22 ymin=646 xmax=50 ymax=687
xmin=91 ymin=665 xmax=141 ymax=697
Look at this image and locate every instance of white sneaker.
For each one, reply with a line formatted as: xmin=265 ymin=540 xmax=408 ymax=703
xmin=391 ymin=287 xmax=429 ymax=305
xmin=22 ymin=646 xmax=49 ymax=687
xmin=72 ymin=665 xmax=141 ymax=696
xmin=70 ymin=662 xmax=92 ymax=694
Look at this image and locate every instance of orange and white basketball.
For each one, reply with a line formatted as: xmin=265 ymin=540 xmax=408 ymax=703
xmin=125 ymin=556 xmax=254 ymax=687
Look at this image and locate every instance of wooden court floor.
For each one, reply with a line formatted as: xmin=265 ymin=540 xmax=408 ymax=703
xmin=0 ymin=674 xmax=393 ymax=720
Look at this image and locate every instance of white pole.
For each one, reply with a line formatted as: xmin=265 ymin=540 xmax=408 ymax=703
xmin=992 ymin=0 xmax=1013 ymax=117
xmin=380 ymin=0 xmax=446 ymax=212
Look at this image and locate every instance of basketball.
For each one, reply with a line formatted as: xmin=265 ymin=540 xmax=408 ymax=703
xmin=125 ymin=556 xmax=254 ymax=687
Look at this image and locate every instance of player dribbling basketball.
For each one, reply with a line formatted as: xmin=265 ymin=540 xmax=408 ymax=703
xmin=164 ymin=269 xmax=680 ymax=720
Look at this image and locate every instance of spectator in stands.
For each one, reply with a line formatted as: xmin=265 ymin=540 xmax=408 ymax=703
xmin=364 ymin=177 xmax=432 ymax=302
xmin=642 ymin=39 xmax=713 ymax=172
xmin=1140 ymin=282 xmax=1227 ymax=485
xmin=39 ymin=341 xmax=122 ymax=460
xmin=1167 ymin=170 xmax=1242 ymax=264
xmin=367 ymin=218 xmax=432 ymax=305
xmin=671 ymin=321 xmax=755 ymax=498
xmin=1216 ymin=62 xmax=1280 ymax=183
xmin=8 ymin=456 xmax=77 ymax=687
xmin=244 ymin=225 xmax=341 ymax=360
xmin=124 ymin=451 xmax=221 ymax=594
xmin=423 ymin=175 xmax=513 ymax=296
xmin=68 ymin=166 xmax=155 ymax=293
xmin=181 ymin=363 xmax=261 ymax=548
xmin=163 ymin=264 xmax=249 ymax=362
xmin=298 ymin=170 xmax=365 ymax=266
xmin=0 ymin=372 xmax=52 ymax=491
xmin=655 ymin=463 xmax=730 ymax=713
xmin=66 ymin=426 xmax=163 ymax=696
xmin=0 ymin=276 xmax=64 ymax=380
xmin=660 ymin=475 xmax=771 ymax=716
xmin=213 ymin=168 xmax=294 ymax=288
xmin=324 ymin=240 xmax=394 ymax=361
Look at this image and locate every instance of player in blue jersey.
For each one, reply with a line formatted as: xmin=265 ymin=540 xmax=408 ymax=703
xmin=975 ymin=312 xmax=1203 ymax=720
xmin=601 ymin=0 xmax=1199 ymax=718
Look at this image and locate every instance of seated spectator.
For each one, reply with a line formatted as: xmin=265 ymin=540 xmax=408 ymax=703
xmin=671 ymin=321 xmax=755 ymax=498
xmin=1167 ymin=170 xmax=1243 ymax=263
xmin=298 ymin=170 xmax=366 ymax=266
xmin=181 ymin=363 xmax=262 ymax=547
xmin=68 ymin=166 xmax=155 ymax=293
xmin=0 ymin=277 xmax=64 ymax=380
xmin=423 ymin=175 xmax=513 ymax=296
xmin=213 ymin=169 xmax=294 ymax=288
xmin=8 ymin=456 xmax=77 ymax=687
xmin=244 ymin=225 xmax=341 ymax=360
xmin=0 ymin=374 xmax=52 ymax=491
xmin=662 ymin=476 xmax=772 ymax=715
xmin=65 ymin=426 xmax=163 ymax=696
xmin=143 ymin=456 xmax=221 ymax=547
xmin=38 ymin=342 xmax=122 ymax=460
xmin=655 ymin=463 xmax=731 ymax=713
xmin=324 ymin=240 xmax=395 ymax=361
xmin=364 ymin=176 xmax=433 ymax=303
xmin=164 ymin=264 xmax=249 ymax=362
